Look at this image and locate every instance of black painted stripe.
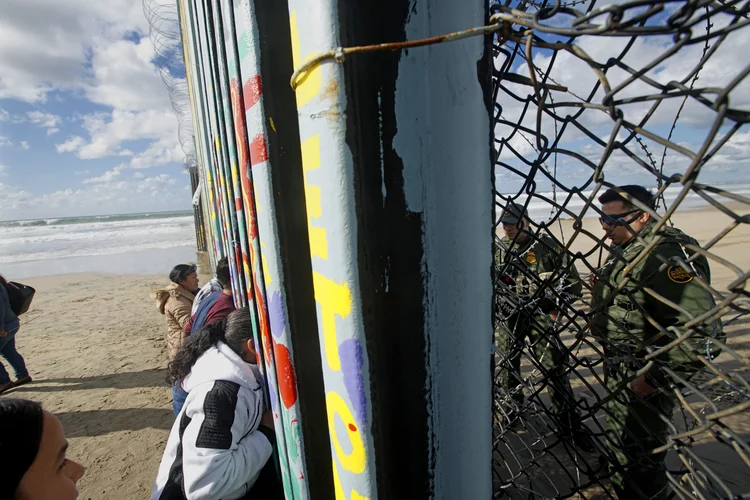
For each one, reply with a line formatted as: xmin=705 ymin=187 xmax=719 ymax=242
xmin=196 ymin=380 xmax=240 ymax=450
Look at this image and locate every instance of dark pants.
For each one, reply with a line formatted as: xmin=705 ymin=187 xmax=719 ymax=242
xmin=172 ymin=382 xmax=188 ymax=416
xmin=0 ymin=331 xmax=28 ymax=385
xmin=605 ymin=361 xmax=676 ymax=499
xmin=495 ymin=312 xmax=580 ymax=426
xmin=242 ymin=430 xmax=285 ymax=500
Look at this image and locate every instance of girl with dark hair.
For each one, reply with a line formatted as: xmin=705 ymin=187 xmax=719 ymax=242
xmin=0 ymin=274 xmax=31 ymax=394
xmin=0 ymin=398 xmax=85 ymax=499
xmin=151 ymin=307 xmax=282 ymax=500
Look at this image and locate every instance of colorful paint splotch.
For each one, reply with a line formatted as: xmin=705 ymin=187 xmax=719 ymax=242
xmin=269 ymin=290 xmax=286 ymax=340
xmin=339 ymin=338 xmax=367 ymax=426
xmin=274 ymin=341 xmax=298 ymax=409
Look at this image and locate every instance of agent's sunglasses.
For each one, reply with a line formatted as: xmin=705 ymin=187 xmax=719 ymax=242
xmin=599 ymin=209 xmax=641 ymax=227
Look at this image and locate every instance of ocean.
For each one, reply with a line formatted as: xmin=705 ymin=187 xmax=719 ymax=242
xmin=1 ymin=183 xmax=747 ymax=280
xmin=0 ymin=211 xmax=199 ymax=279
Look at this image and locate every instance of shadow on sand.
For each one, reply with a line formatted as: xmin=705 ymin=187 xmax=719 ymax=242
xmin=9 ymin=368 xmax=168 ymax=393
xmin=55 ymin=408 xmax=174 ymax=438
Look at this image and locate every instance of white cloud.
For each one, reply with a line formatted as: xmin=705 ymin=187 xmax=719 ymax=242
xmin=56 ymin=136 xmax=86 ymax=153
xmin=86 ymin=37 xmax=171 ymax=112
xmin=0 ymin=109 xmax=26 ymax=125
xmin=20 ymin=141 xmax=29 ymax=150
xmin=128 ymin=136 xmax=183 ymax=169
xmin=0 ymin=0 xmax=190 ymax=220
xmin=491 ymin=13 xmax=750 ymax=196
xmin=0 ymin=182 xmax=32 ymax=217
xmin=83 ymin=167 xmax=123 ymax=184
xmin=74 ymin=109 xmax=177 ymax=160
xmin=2 ymin=0 xmax=184 ymax=180
xmin=0 ymin=0 xmax=149 ymax=102
xmin=0 ymin=164 xmax=7 ymax=175
xmin=0 ymin=173 xmax=190 ymax=220
xmin=137 ymin=174 xmax=176 ymax=194
xmin=27 ymin=111 xmax=61 ymax=129
xmin=56 ymin=110 xmax=180 ymax=173
xmin=0 ymin=136 xmax=12 ymax=147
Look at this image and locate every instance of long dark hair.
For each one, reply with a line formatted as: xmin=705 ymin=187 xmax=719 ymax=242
xmin=168 ymin=307 xmax=254 ymax=383
xmin=0 ymin=398 xmax=44 ymax=499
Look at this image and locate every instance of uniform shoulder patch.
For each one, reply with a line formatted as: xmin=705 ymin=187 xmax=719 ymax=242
xmin=667 ymin=265 xmax=693 ymax=284
xmin=525 ymin=251 xmax=537 ymax=264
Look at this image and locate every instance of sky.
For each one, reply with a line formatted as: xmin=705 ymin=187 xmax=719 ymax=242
xmin=1 ymin=1 xmax=747 ymax=221
xmin=0 ymin=0 xmax=191 ymax=221
xmin=492 ymin=4 xmax=750 ymax=196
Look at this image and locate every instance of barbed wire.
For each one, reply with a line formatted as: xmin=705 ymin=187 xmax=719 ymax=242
xmin=143 ymin=0 xmax=197 ymax=170
xmin=491 ymin=0 xmax=750 ymax=497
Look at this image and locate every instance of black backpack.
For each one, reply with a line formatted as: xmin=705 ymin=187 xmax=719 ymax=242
xmin=3 ymin=281 xmax=35 ymax=316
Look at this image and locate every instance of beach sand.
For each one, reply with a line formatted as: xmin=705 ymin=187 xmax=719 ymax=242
xmin=494 ymin=204 xmax=750 ymax=496
xmin=0 ymin=205 xmax=747 ymax=499
xmin=1 ymin=273 xmax=201 ymax=499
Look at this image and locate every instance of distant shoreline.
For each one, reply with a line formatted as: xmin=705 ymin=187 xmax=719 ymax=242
xmin=0 ymin=209 xmax=194 ymax=226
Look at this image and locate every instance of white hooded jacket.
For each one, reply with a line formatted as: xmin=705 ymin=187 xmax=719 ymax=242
xmin=151 ymin=342 xmax=273 ymax=500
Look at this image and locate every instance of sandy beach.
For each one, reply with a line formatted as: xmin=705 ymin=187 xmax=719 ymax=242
xmin=1 ymin=273 xmax=188 ymax=499
xmin=494 ymin=203 xmax=750 ymax=495
xmin=0 ymin=204 xmax=747 ymax=499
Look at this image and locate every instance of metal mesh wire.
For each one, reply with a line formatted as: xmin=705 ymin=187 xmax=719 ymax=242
xmin=490 ymin=0 xmax=750 ymax=497
xmin=143 ymin=0 xmax=197 ymax=171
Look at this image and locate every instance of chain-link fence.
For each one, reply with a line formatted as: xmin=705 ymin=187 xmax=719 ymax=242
xmin=490 ymin=0 xmax=750 ymax=497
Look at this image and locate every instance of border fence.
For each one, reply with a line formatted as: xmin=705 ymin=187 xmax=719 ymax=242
xmin=147 ymin=0 xmax=750 ymax=497
xmin=490 ymin=0 xmax=750 ymax=497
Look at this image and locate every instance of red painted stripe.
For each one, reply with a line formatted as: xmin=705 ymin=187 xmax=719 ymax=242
xmin=250 ymin=134 xmax=268 ymax=165
xmin=235 ymin=198 xmax=243 ymax=211
xmin=243 ymin=75 xmax=262 ymax=110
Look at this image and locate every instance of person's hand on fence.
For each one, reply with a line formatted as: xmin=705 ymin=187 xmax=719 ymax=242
xmin=629 ymin=373 xmax=657 ymax=397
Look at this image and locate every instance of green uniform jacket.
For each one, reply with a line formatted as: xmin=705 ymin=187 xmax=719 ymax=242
xmin=494 ymin=232 xmax=583 ymax=315
xmin=591 ymin=222 xmax=724 ymax=385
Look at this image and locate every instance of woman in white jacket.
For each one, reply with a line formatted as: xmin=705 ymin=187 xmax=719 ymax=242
xmin=151 ymin=308 xmax=281 ymax=500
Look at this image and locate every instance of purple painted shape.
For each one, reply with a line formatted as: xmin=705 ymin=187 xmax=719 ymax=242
xmin=267 ymin=375 xmax=278 ymax=413
xmin=268 ymin=291 xmax=285 ymax=339
xmin=339 ymin=338 xmax=367 ymax=425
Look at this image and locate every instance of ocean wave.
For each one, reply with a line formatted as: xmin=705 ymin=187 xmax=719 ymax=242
xmin=0 ymin=211 xmax=198 ymax=266
xmin=0 ymin=240 xmax=197 ymax=264
xmin=0 ymin=223 xmax=192 ymax=246
xmin=0 ymin=211 xmax=193 ymax=229
xmin=0 ymin=216 xmax=194 ymax=235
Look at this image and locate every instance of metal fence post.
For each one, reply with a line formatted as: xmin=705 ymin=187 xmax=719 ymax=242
xmin=287 ymin=0 xmax=493 ymax=497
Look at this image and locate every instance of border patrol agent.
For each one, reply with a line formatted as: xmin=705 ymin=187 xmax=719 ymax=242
xmin=494 ymin=202 xmax=594 ymax=451
xmin=591 ymin=185 xmax=724 ymax=499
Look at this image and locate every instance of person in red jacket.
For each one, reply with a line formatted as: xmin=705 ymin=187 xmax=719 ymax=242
xmin=203 ymin=268 xmax=235 ymax=326
xmin=184 ymin=257 xmax=235 ymax=336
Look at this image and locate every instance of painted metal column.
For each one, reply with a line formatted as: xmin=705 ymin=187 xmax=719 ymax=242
xmin=388 ymin=2 xmax=494 ymax=496
xmin=230 ymin=0 xmax=335 ymax=497
xmin=178 ymin=0 xmax=223 ymax=261
xmin=194 ymin=0 xmax=246 ymax=296
xmin=288 ymin=0 xmax=493 ymax=498
xmin=180 ymin=0 xmax=334 ymax=498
